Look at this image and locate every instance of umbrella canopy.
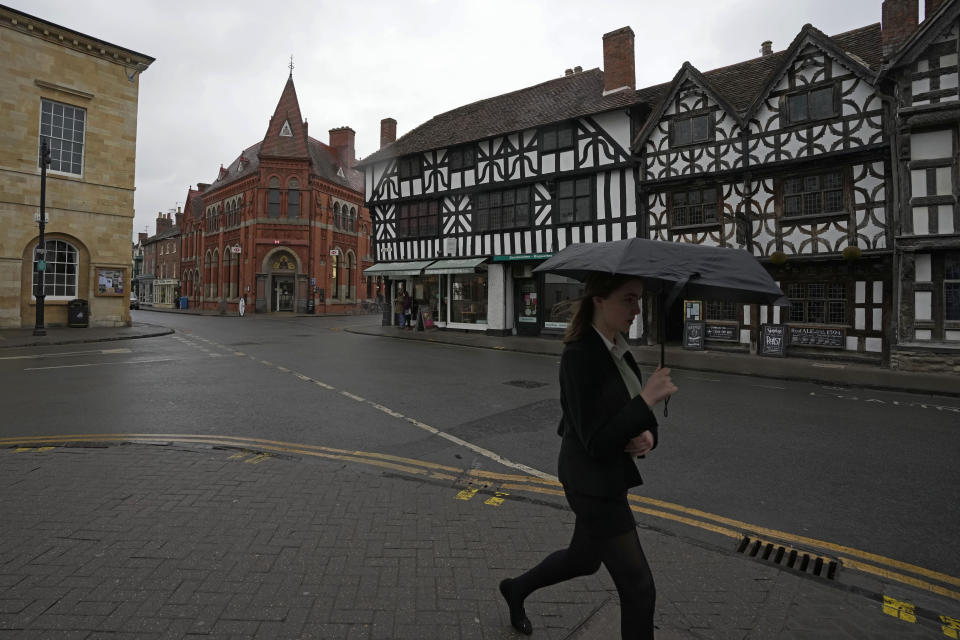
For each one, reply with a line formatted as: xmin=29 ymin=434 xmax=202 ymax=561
xmin=533 ymin=238 xmax=789 ymax=307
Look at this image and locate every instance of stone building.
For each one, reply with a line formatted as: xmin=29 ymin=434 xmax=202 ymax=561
xmin=178 ymin=73 xmax=373 ymax=315
xmin=0 ymin=5 xmax=153 ymax=328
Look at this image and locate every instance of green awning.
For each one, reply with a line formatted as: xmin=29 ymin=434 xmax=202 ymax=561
xmin=424 ymin=258 xmax=488 ymax=274
xmin=363 ymin=260 xmax=434 ymax=277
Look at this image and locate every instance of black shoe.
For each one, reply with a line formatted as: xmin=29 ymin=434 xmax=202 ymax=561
xmin=499 ymin=578 xmax=532 ymax=635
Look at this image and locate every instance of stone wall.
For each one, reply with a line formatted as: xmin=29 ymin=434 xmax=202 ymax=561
xmin=890 ymin=347 xmax=960 ymax=373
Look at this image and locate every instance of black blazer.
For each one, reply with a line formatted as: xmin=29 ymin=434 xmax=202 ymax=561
xmin=557 ymin=328 xmax=659 ymax=496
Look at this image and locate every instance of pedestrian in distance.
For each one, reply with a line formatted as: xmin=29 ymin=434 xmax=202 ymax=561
xmin=393 ymin=288 xmax=405 ymax=328
xmin=402 ymin=288 xmax=412 ymax=329
xmin=499 ymin=273 xmax=677 ymax=639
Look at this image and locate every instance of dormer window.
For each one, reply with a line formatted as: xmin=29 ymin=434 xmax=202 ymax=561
xmin=540 ymin=122 xmax=575 ymax=153
xmin=670 ymin=113 xmax=711 ymax=146
xmin=448 ymin=145 xmax=476 ymax=171
xmin=398 ymin=155 xmax=422 ymax=179
xmin=785 ymin=84 xmax=837 ymax=125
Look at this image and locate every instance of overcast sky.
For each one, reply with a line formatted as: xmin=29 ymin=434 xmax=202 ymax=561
xmin=10 ymin=0 xmax=895 ymax=240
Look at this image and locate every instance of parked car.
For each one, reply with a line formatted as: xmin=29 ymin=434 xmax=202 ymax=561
xmin=130 ymin=293 xmax=139 ymax=310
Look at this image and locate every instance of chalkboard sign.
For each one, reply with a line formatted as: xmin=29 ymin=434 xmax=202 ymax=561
xmin=705 ymin=324 xmax=738 ymax=342
xmin=789 ymin=326 xmax=845 ymax=348
xmin=759 ymin=324 xmax=787 ymax=357
xmin=683 ymin=321 xmax=705 ymax=350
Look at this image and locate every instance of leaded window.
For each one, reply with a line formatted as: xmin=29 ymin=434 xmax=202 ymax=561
xmin=946 ymin=254 xmax=960 ymax=322
xmin=32 ymin=239 xmax=78 ymax=299
xmin=397 ymin=200 xmax=439 ymax=239
xmin=39 ymin=99 xmax=85 ymax=175
xmin=704 ymin=300 xmax=737 ymax=321
xmin=474 ymin=187 xmax=531 ymax=231
xmin=398 ymin=155 xmax=422 ymax=180
xmin=555 ymin=177 xmax=593 ymax=224
xmin=671 ymin=188 xmax=719 ymax=227
xmin=540 ymin=122 xmax=575 ymax=152
xmin=670 ymin=113 xmax=711 ymax=146
xmin=785 ymin=84 xmax=836 ymax=124
xmin=448 ymin=145 xmax=476 ymax=171
xmin=783 ymin=171 xmax=844 ymax=218
xmin=787 ymin=282 xmax=845 ymax=324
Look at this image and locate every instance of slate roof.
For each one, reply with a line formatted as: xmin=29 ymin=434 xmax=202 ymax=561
xmin=360 ymin=23 xmax=882 ymax=166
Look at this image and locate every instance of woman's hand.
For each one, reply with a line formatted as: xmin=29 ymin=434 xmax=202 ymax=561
xmin=624 ymin=430 xmax=654 ymax=456
xmin=639 ymin=366 xmax=677 ymax=407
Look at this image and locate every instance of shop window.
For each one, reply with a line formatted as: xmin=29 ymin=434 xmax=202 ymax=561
xmin=671 ymin=187 xmax=719 ymax=227
xmin=287 ymin=178 xmax=300 ymax=218
xmin=39 ymin=99 xmax=85 ymax=175
xmin=670 ymin=112 xmax=711 ymax=147
xmin=474 ymin=187 xmax=531 ymax=231
xmin=268 ymin=177 xmax=281 ymax=217
xmin=31 ymin=239 xmax=78 ymax=300
xmin=448 ymin=145 xmax=476 ymax=171
xmin=450 ymin=273 xmax=487 ymax=324
xmin=398 ymin=155 xmax=422 ymax=180
xmin=555 ymin=177 xmax=593 ymax=224
xmin=782 ymin=170 xmax=844 ymax=218
xmin=543 ymin=274 xmax=584 ymax=329
xmin=704 ymin=300 xmax=737 ymax=321
xmin=540 ymin=121 xmax=575 ymax=152
xmin=787 ymin=282 xmax=845 ymax=324
xmin=946 ymin=254 xmax=960 ymax=322
xmin=397 ymin=200 xmax=439 ymax=239
xmin=785 ymin=84 xmax=836 ymax=124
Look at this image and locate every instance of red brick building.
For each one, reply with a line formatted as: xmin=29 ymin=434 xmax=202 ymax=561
xmin=178 ymin=74 xmax=372 ymax=314
xmin=138 ymin=211 xmax=180 ymax=308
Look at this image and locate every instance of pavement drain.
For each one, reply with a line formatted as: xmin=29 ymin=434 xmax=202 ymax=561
xmin=737 ymin=535 xmax=840 ymax=581
xmin=503 ymin=379 xmax=548 ymax=389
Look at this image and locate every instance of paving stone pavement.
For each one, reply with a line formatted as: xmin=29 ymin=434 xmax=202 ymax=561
xmin=0 ymin=442 xmax=950 ymax=639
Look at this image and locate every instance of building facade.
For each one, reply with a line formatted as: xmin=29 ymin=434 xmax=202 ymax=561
xmin=137 ymin=211 xmax=180 ymax=308
xmin=179 ymin=75 xmax=373 ymax=315
xmin=361 ymin=0 xmax=959 ymax=370
xmin=0 ymin=5 xmax=153 ymax=328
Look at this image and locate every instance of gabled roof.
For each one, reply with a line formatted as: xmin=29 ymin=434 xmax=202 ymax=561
xmin=632 ymin=62 xmax=744 ymax=152
xmin=882 ymin=0 xmax=960 ymax=71
xmin=260 ymin=76 xmax=309 ymax=159
xmin=359 ymin=69 xmax=645 ymax=166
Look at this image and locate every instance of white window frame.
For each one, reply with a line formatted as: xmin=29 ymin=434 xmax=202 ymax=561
xmin=38 ymin=98 xmax=86 ymax=176
xmin=31 ymin=239 xmax=79 ymax=301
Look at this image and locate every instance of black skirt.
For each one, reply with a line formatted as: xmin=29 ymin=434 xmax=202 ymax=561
xmin=564 ymin=488 xmax=637 ymax=538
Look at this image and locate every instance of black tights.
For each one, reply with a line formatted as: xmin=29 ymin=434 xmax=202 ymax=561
xmin=508 ymin=519 xmax=656 ymax=639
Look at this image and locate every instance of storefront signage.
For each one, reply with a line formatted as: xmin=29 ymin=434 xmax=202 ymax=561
xmin=789 ymin=326 xmax=845 ymax=348
xmin=492 ymin=253 xmax=553 ymax=262
xmin=705 ymin=324 xmax=738 ymax=342
xmin=683 ymin=321 xmax=705 ymax=350
xmin=760 ymin=324 xmax=787 ymax=357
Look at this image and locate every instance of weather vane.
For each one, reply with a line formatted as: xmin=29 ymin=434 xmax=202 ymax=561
xmin=289 ymin=55 xmax=294 ymax=78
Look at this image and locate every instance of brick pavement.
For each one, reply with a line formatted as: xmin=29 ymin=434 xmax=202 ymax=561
xmin=0 ymin=443 xmax=950 ymax=639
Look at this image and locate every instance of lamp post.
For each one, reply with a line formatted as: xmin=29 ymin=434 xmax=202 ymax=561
xmin=33 ymin=138 xmax=51 ymax=336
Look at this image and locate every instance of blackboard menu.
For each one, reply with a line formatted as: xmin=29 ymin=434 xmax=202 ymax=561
xmin=760 ymin=324 xmax=787 ymax=357
xmin=789 ymin=326 xmax=845 ymax=348
xmin=683 ymin=321 xmax=705 ymax=350
xmin=705 ymin=324 xmax=738 ymax=342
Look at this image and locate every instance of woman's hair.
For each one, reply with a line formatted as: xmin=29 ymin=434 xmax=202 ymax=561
xmin=562 ymin=273 xmax=640 ymax=343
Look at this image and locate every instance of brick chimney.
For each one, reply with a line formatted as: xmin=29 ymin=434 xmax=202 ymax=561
xmin=882 ymin=0 xmax=919 ymax=57
xmin=925 ymin=0 xmax=949 ymax=17
xmin=329 ymin=127 xmax=356 ymax=168
xmin=380 ymin=118 xmax=397 ymax=149
xmin=175 ymin=205 xmax=182 ymax=228
xmin=760 ymin=40 xmax=773 ymax=56
xmin=138 ymin=232 xmax=147 ymax=243
xmin=602 ymin=27 xmax=635 ymax=95
xmin=156 ymin=211 xmax=172 ymax=233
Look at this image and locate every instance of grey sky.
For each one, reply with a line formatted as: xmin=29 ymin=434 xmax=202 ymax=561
xmin=10 ymin=0 xmax=891 ymax=241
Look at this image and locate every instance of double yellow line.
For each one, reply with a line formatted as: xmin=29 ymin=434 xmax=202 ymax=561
xmin=3 ymin=432 xmax=959 ymax=603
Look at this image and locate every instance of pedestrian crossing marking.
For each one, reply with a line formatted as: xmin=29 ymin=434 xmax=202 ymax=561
xmin=882 ymin=596 xmax=916 ymax=623
xmin=455 ymin=488 xmax=478 ymax=501
xmin=485 ymin=491 xmax=509 ymax=507
xmin=943 ymin=615 xmax=960 ymax=638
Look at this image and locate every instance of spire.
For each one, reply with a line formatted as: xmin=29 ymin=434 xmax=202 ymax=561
xmin=259 ymin=74 xmax=309 ymax=159
xmin=288 ymin=54 xmax=294 ymax=80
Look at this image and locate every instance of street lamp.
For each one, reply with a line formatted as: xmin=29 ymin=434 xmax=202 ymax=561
xmin=33 ymin=138 xmax=51 ymax=336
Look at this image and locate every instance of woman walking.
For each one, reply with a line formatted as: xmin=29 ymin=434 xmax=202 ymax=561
xmin=499 ymin=273 xmax=677 ymax=638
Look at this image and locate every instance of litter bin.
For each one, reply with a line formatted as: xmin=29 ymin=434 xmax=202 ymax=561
xmin=306 ymin=298 xmax=315 ymax=314
xmin=67 ymin=299 xmax=89 ymax=328
xmin=180 ymin=296 xmax=188 ymax=309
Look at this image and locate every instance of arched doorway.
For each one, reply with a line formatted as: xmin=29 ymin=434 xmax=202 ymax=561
xmin=257 ymin=248 xmax=304 ymax=313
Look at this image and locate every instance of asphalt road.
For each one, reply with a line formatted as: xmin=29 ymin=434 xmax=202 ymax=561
xmin=3 ymin=310 xmax=958 ymax=588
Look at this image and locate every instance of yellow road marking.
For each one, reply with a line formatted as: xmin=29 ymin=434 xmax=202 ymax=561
xmin=37 ymin=446 xmax=54 ymax=452
xmin=227 ymin=451 xmax=248 ymax=460
xmin=485 ymin=491 xmax=509 ymax=507
xmin=455 ymin=489 xmax=478 ymax=501
xmin=244 ymin=453 xmax=271 ymax=465
xmin=942 ymin=615 xmax=960 ymax=638
xmin=14 ymin=447 xmax=33 ymax=452
xmin=882 ymin=596 xmax=917 ymax=623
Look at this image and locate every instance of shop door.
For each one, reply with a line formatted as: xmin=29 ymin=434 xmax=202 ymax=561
xmin=515 ymin=278 xmax=540 ymax=336
xmin=273 ymin=278 xmax=294 ymax=312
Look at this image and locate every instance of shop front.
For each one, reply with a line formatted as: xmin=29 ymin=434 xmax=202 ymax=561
xmin=363 ymin=260 xmax=435 ymax=326
xmin=492 ymin=253 xmax=584 ymax=337
xmin=153 ymin=278 xmax=178 ymax=308
xmin=424 ymin=258 xmax=488 ymax=331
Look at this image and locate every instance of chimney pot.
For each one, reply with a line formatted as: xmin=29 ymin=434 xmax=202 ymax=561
xmin=565 ymin=68 xmax=573 ymax=76
xmin=574 ymin=65 xmax=582 ymax=73
xmin=882 ymin=0 xmax=919 ymax=57
xmin=602 ymin=26 xmax=635 ymax=94
xmin=380 ymin=117 xmax=397 ymax=149
xmin=760 ymin=40 xmax=773 ymax=56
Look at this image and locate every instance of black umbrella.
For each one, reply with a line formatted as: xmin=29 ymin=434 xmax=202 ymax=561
xmin=533 ymin=238 xmax=789 ymax=415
